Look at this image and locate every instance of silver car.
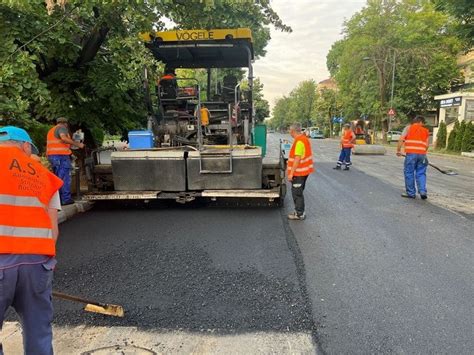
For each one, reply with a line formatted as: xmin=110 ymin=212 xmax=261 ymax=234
xmin=387 ymin=130 xmax=402 ymax=142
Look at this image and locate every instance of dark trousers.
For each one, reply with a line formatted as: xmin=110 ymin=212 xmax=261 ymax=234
xmin=291 ymin=175 xmax=308 ymax=216
xmin=337 ymin=147 xmax=352 ymax=166
xmin=0 ymin=262 xmax=54 ymax=355
xmin=48 ymin=155 xmax=72 ymax=203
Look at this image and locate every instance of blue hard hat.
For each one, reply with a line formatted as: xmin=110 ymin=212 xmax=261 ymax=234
xmin=0 ymin=126 xmax=39 ymax=154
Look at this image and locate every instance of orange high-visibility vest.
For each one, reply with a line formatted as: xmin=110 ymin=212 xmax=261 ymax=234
xmin=0 ymin=146 xmax=63 ymax=256
xmin=287 ymin=134 xmax=314 ymax=176
xmin=404 ymin=123 xmax=429 ymax=154
xmin=46 ymin=125 xmax=71 ymax=156
xmin=161 ymin=74 xmax=175 ymax=80
xmin=200 ymin=107 xmax=210 ymax=126
xmin=342 ymin=129 xmax=355 ymax=148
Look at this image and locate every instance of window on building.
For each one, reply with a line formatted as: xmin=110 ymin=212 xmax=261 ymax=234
xmin=465 ymin=100 xmax=474 ymax=122
xmin=445 ymin=107 xmax=459 ymax=125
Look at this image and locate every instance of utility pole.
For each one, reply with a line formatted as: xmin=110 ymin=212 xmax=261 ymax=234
xmin=388 ymin=50 xmax=396 ymax=133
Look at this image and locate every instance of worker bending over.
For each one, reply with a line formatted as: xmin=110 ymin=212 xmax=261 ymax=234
xmin=287 ymin=123 xmax=314 ymax=221
xmin=397 ymin=116 xmax=430 ymax=199
xmin=0 ymin=126 xmax=63 ymax=355
xmin=334 ymin=123 xmax=355 ymax=170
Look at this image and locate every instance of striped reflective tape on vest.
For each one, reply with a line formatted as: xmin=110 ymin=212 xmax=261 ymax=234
xmin=0 ymin=225 xmax=53 ymax=238
xmin=47 ymin=147 xmax=71 ymax=152
xmin=295 ymin=165 xmax=314 ymax=173
xmin=404 ymin=140 xmax=427 ymax=147
xmin=288 ymin=156 xmax=313 ymax=164
xmin=405 ymin=146 xmax=427 ymax=152
xmin=0 ymin=194 xmax=44 ymax=208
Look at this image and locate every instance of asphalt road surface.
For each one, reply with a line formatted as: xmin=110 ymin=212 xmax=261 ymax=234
xmin=5 ymin=135 xmax=472 ymax=354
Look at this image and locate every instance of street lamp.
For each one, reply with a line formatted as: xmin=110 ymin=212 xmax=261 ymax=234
xmin=363 ymin=51 xmax=397 ymax=133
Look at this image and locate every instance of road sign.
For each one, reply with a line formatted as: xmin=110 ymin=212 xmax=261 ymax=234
xmin=388 ymin=108 xmax=396 ymax=116
xmin=332 ymin=116 xmax=344 ymax=123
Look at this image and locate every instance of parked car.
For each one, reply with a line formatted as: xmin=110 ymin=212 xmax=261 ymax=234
xmin=280 ymin=139 xmax=292 ymax=161
xmin=387 ymin=130 xmax=402 ymax=142
xmin=310 ymin=129 xmax=324 ymax=139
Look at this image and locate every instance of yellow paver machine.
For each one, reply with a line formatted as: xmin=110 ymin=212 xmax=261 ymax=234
xmin=84 ymin=29 xmax=286 ymax=205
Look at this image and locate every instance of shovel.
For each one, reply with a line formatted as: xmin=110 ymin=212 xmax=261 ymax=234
xmin=53 ymin=290 xmax=124 ymax=317
xmin=400 ymin=154 xmax=458 ymax=176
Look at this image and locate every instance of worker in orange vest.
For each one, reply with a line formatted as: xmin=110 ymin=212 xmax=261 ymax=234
xmin=0 ymin=126 xmax=63 ymax=354
xmin=334 ymin=124 xmax=356 ymax=171
xmin=158 ymin=68 xmax=178 ymax=99
xmin=195 ymin=104 xmax=211 ymax=126
xmin=397 ymin=116 xmax=430 ymax=199
xmin=46 ymin=117 xmax=84 ymax=205
xmin=287 ymin=122 xmax=314 ymax=221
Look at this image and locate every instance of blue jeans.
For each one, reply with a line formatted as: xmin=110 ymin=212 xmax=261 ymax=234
xmin=404 ymin=153 xmax=428 ymax=197
xmin=0 ymin=260 xmax=55 ymax=355
xmin=337 ymin=148 xmax=352 ymax=166
xmin=48 ymin=155 xmax=72 ymax=203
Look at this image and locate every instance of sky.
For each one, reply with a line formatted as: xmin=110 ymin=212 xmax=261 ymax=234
xmin=253 ymin=0 xmax=367 ymax=111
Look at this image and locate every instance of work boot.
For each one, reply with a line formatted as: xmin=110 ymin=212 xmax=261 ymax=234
xmin=333 ymin=166 xmax=341 ymax=170
xmin=288 ymin=212 xmax=306 ymax=221
xmin=420 ymin=194 xmax=428 ymax=200
xmin=401 ymin=193 xmax=415 ymax=199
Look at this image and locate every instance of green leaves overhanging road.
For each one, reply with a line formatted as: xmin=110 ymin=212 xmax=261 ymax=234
xmin=0 ymin=0 xmax=288 ymax=140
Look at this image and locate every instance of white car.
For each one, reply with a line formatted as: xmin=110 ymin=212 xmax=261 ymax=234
xmin=387 ymin=130 xmax=402 ymax=142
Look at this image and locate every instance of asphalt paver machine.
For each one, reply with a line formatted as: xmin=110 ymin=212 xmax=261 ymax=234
xmin=84 ymin=29 xmax=286 ymax=205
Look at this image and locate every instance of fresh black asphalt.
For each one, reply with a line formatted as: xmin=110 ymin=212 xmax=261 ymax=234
xmin=7 ymin=138 xmax=472 ymax=354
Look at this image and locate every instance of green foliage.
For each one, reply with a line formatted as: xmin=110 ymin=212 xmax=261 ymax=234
xmin=432 ymin=0 xmax=474 ymax=48
xmin=454 ymin=120 xmax=466 ymax=151
xmin=436 ymin=121 xmax=447 ymax=149
xmin=28 ymin=122 xmax=51 ymax=155
xmin=460 ymin=121 xmax=474 ymax=152
xmin=327 ymin=0 xmax=462 ymax=125
xmin=241 ymin=77 xmax=270 ymax=122
xmin=0 ymin=0 xmax=286 ymax=143
xmin=447 ymin=120 xmax=459 ymax=150
xmin=161 ymin=0 xmax=291 ymax=58
xmin=312 ymin=88 xmax=341 ymax=131
xmin=269 ymin=80 xmax=318 ymax=129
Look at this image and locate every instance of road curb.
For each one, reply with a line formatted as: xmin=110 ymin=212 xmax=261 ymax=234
xmin=58 ymin=201 xmax=94 ymax=224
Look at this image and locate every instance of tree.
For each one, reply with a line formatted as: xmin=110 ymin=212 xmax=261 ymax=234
xmin=436 ymin=121 xmax=447 ymax=149
xmin=460 ymin=121 xmax=474 ymax=152
xmin=0 ymin=0 xmax=288 ymax=139
xmin=271 ymin=96 xmax=291 ymax=130
xmin=312 ymin=88 xmax=341 ymax=135
xmin=454 ymin=120 xmax=466 ymax=151
xmin=447 ymin=120 xmax=459 ymax=150
xmin=432 ymin=0 xmax=474 ymax=49
xmin=268 ymin=80 xmax=317 ymax=129
xmin=327 ymin=0 xmax=462 ymax=131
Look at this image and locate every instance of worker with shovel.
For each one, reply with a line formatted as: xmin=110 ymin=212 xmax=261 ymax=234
xmin=0 ymin=126 xmax=63 ymax=355
xmin=397 ymin=116 xmax=430 ymax=199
